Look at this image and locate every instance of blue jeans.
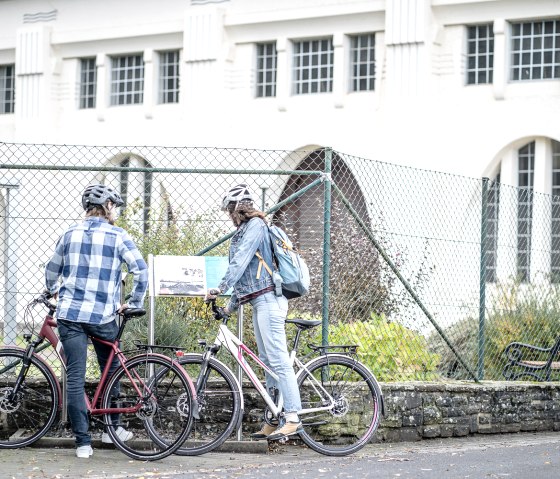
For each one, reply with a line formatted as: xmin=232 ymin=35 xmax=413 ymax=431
xmin=58 ymin=319 xmax=120 ymax=447
xmin=251 ymin=292 xmax=301 ymax=413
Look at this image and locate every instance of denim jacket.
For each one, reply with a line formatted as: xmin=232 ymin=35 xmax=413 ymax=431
xmin=218 ymin=217 xmax=274 ymax=311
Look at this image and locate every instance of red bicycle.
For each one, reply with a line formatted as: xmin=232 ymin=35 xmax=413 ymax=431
xmin=0 ymin=293 xmax=198 ymax=461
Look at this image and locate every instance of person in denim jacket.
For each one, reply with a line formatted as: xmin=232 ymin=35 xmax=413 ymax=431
xmin=206 ymin=184 xmax=302 ymax=441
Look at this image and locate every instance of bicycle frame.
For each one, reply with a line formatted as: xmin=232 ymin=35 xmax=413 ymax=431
xmin=19 ymin=306 xmax=177 ymax=418
xmin=210 ymin=322 xmax=335 ymax=418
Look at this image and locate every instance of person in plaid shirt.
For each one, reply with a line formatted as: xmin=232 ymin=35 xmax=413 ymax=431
xmin=45 ymin=184 xmax=148 ymax=459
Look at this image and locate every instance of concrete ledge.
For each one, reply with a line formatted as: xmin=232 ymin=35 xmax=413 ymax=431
xmin=33 ymin=436 xmax=269 ymax=453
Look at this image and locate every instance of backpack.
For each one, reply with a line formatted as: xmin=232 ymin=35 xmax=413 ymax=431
xmin=255 ymin=224 xmax=310 ymax=299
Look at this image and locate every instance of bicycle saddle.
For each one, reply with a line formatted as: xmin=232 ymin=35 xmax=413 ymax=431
xmin=285 ymin=318 xmax=322 ymax=330
xmin=123 ymin=308 xmax=146 ymax=319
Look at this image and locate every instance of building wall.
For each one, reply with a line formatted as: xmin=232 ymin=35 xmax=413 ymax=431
xmin=1 ymin=0 xmax=560 ymax=338
xmin=0 ymin=0 xmax=558 ymax=177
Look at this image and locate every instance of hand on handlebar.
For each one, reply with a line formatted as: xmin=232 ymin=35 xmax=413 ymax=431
xmin=42 ymin=290 xmax=58 ymax=301
xmin=205 ymin=288 xmax=222 ymax=302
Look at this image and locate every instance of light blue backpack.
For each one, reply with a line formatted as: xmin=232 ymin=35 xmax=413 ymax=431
xmin=255 ymin=224 xmax=310 ymax=299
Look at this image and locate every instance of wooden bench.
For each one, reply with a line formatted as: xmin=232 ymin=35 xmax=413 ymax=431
xmin=503 ymin=336 xmax=560 ymax=381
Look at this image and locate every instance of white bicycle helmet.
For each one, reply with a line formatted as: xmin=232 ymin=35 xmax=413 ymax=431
xmin=82 ymin=184 xmax=124 ymax=211
xmin=221 ymin=183 xmax=256 ymax=211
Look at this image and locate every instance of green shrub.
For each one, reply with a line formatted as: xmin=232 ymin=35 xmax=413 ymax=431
xmin=431 ymin=280 xmax=560 ymax=380
xmin=329 ymin=315 xmax=440 ymax=381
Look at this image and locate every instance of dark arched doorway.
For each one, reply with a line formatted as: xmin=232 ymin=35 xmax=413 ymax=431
xmin=273 ymin=148 xmax=370 ymax=252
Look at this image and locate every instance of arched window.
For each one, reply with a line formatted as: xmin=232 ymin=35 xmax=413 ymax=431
xmin=490 ymin=137 xmax=560 ymax=284
xmin=517 ymin=141 xmax=535 ymax=282
xmin=101 ymin=154 xmax=155 ymax=234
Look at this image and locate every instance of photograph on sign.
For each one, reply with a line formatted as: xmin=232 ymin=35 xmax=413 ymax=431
xmin=154 ymin=255 xmax=206 ymax=296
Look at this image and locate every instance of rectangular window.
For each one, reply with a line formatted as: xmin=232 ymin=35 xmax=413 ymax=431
xmin=485 ymin=174 xmax=500 ymax=283
xmin=159 ymin=50 xmax=180 ymax=104
xmin=293 ymin=38 xmax=333 ymax=95
xmin=79 ymin=58 xmax=96 ymax=109
xmin=466 ymin=24 xmax=494 ymax=84
xmin=517 ymin=142 xmax=535 ymax=282
xmin=350 ymin=34 xmax=375 ymax=91
xmin=552 ymin=140 xmax=560 ymax=282
xmin=0 ymin=64 xmax=15 ymax=114
xmin=256 ymin=42 xmax=277 ymax=98
xmin=110 ymin=55 xmax=144 ymax=106
xmin=511 ymin=19 xmax=560 ymax=81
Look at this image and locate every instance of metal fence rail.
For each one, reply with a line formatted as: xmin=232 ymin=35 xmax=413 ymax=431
xmin=1 ymin=142 xmax=559 ymax=382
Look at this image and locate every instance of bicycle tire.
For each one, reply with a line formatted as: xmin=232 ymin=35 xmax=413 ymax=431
xmin=101 ymin=354 xmax=194 ymax=461
xmin=0 ymin=348 xmax=60 ymax=449
xmin=296 ymin=354 xmax=383 ymax=456
xmin=175 ymin=353 xmax=242 ymax=456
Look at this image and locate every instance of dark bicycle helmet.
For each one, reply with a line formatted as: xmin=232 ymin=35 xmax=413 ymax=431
xmin=221 ymin=183 xmax=256 ymax=211
xmin=82 ymin=184 xmax=124 ymax=211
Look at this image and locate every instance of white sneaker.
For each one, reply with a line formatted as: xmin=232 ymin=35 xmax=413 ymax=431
xmin=76 ymin=445 xmax=93 ymax=458
xmin=101 ymin=426 xmax=133 ymax=444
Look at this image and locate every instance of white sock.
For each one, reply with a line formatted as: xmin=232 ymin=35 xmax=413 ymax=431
xmin=285 ymin=412 xmax=299 ymax=423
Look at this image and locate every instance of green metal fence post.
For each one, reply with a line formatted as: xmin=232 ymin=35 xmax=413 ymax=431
xmin=322 ymin=148 xmax=332 ymax=346
xmin=478 ymin=177 xmax=489 ymax=380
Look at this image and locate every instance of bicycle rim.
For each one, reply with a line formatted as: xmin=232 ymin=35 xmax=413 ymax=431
xmin=297 ymin=355 xmax=382 ymax=456
xmin=0 ymin=349 xmax=59 ymax=448
xmin=176 ymin=354 xmax=242 ymax=456
xmin=101 ymin=355 xmax=193 ymax=461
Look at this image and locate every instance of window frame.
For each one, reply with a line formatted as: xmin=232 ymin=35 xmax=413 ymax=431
xmin=79 ymin=58 xmax=97 ymax=109
xmin=349 ymin=33 xmax=375 ymax=92
xmin=517 ymin=141 xmax=535 ymax=282
xmin=292 ymin=37 xmax=334 ymax=95
xmin=109 ymin=54 xmax=145 ymax=106
xmin=510 ymin=19 xmax=560 ymax=81
xmin=255 ymin=42 xmax=277 ymax=98
xmin=0 ymin=64 xmax=15 ymax=114
xmin=466 ymin=24 xmax=494 ymax=85
xmin=158 ymin=50 xmax=180 ymax=104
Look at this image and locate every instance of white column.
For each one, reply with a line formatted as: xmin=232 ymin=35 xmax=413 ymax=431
xmin=530 ymin=138 xmax=552 ymax=282
xmin=332 ymin=32 xmax=346 ymax=109
xmin=492 ymin=19 xmax=506 ymax=101
xmin=144 ymin=48 xmax=154 ymax=119
xmin=15 ymin=25 xmax=52 ymax=140
xmin=384 ymin=0 xmax=430 ymax=101
xmin=496 ymin=150 xmax=517 ymax=281
xmin=183 ymin=6 xmax=224 ymax=110
xmin=96 ymin=53 xmax=107 ymax=122
xmin=276 ymin=37 xmax=289 ymax=112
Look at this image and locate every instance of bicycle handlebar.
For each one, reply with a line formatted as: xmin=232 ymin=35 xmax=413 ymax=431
xmin=205 ymin=298 xmax=230 ymax=321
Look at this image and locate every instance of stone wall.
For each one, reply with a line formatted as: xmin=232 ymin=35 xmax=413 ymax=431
xmin=376 ymin=381 xmax=560 ymax=442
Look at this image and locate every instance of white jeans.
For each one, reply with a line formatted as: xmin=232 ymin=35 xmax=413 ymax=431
xmin=251 ymin=291 xmax=302 ymax=413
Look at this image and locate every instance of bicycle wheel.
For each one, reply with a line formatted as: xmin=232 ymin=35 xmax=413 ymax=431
xmin=0 ymin=348 xmax=59 ymax=448
xmin=101 ymin=354 xmax=194 ymax=461
xmin=296 ymin=354 xmax=383 ymax=456
xmin=175 ymin=353 xmax=242 ymax=456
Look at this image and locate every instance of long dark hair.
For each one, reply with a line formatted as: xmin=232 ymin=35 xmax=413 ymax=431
xmin=227 ymin=201 xmax=266 ymax=227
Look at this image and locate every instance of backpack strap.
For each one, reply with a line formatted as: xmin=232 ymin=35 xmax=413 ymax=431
xmin=255 ymin=251 xmax=274 ymax=279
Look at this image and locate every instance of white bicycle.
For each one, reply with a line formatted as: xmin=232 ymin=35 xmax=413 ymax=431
xmin=171 ymin=298 xmax=384 ymax=457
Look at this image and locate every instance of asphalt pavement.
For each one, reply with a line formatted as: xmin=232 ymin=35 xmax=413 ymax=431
xmin=2 ymin=432 xmax=560 ymax=479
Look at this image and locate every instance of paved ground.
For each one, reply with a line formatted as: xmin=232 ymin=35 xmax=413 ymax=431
xmin=1 ymin=432 xmax=559 ymax=479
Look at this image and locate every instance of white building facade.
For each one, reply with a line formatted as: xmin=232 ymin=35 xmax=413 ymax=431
xmin=1 ymin=0 xmax=560 ymax=337
xmin=0 ymin=0 xmax=557 ymax=178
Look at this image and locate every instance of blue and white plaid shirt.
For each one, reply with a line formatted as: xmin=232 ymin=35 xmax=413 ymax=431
xmin=45 ymin=217 xmax=148 ymax=324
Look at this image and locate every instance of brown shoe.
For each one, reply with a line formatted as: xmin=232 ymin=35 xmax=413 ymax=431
xmin=267 ymin=421 xmax=303 ymax=441
xmin=251 ymin=422 xmax=277 ymax=440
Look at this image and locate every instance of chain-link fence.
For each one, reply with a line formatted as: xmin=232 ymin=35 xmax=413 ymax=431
xmin=1 ymin=141 xmax=559 ymax=382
